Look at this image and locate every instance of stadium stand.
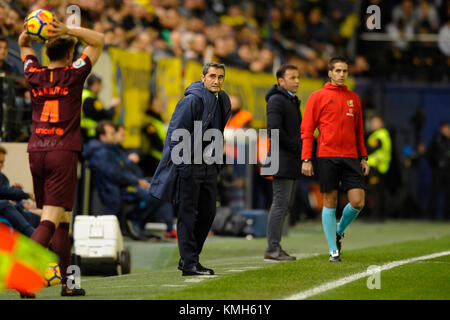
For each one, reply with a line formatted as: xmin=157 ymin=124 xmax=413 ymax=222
xmin=0 ymin=0 xmax=449 ymax=222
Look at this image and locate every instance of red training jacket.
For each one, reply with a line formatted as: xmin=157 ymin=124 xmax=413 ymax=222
xmin=301 ymin=82 xmax=367 ymax=160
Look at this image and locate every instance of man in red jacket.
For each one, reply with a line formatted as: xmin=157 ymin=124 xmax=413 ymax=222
xmin=301 ymin=56 xmax=369 ymax=262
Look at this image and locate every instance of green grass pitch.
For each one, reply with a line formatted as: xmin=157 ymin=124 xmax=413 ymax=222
xmin=0 ymin=220 xmax=449 ymax=300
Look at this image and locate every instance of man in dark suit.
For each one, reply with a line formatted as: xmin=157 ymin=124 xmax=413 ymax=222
xmin=263 ymin=64 xmax=302 ymax=262
xmin=150 ymin=62 xmax=231 ymax=276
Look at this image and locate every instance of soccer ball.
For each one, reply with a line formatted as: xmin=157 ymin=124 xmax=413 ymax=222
xmin=44 ymin=262 xmax=62 ymax=287
xmin=25 ymin=9 xmax=54 ymax=42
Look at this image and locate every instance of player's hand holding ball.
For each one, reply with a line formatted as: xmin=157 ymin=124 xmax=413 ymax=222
xmin=46 ymin=19 xmax=70 ymax=40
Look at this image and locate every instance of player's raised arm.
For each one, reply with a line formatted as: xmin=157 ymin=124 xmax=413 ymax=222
xmin=18 ymin=30 xmax=37 ymax=61
xmin=48 ymin=20 xmax=104 ymax=66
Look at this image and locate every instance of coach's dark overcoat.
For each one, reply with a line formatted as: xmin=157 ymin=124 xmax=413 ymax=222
xmin=149 ymin=81 xmax=231 ymax=202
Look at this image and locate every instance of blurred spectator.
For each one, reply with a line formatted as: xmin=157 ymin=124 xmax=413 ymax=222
xmin=366 ymin=116 xmax=392 ymax=221
xmin=414 ymin=0 xmax=440 ymax=32
xmin=221 ymin=94 xmax=252 ymax=210
xmin=392 ymin=0 xmax=417 ymax=31
xmin=141 ymin=98 xmax=167 ymax=177
xmin=81 ymin=74 xmax=121 ymax=142
xmin=0 ymin=145 xmax=36 ymax=236
xmin=438 ymin=19 xmax=450 ymax=56
xmin=349 ymin=55 xmax=371 ymax=77
xmin=387 ymin=17 xmax=414 ymax=51
xmin=0 ymin=36 xmax=18 ymax=74
xmin=0 ymin=3 xmax=9 ymax=37
xmin=114 ymin=123 xmax=176 ymax=239
xmin=4 ymin=4 xmax=24 ymax=38
xmin=426 ymin=121 xmax=450 ymax=220
xmin=306 ymin=7 xmax=330 ymax=45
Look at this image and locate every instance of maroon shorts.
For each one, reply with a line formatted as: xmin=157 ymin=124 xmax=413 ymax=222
xmin=28 ymin=151 xmax=78 ymax=211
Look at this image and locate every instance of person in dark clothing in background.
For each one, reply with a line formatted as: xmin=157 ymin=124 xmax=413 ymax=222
xmin=81 ymin=74 xmax=121 ymax=141
xmin=114 ymin=123 xmax=176 ymax=239
xmin=150 ymin=62 xmax=231 ymax=276
xmin=82 ymin=121 xmax=156 ymax=240
xmin=262 ymin=64 xmax=302 ymax=262
xmin=0 ymin=179 xmax=35 ymax=237
xmin=426 ymin=121 xmax=450 ymax=220
xmin=141 ymin=98 xmax=167 ymax=177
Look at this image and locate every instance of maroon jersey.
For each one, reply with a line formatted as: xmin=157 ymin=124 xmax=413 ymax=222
xmin=23 ymin=53 xmax=92 ymax=152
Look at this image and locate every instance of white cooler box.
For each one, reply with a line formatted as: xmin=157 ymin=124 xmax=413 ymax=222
xmin=73 ymin=215 xmax=131 ymax=276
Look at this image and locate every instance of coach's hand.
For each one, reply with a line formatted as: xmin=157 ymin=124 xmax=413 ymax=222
xmin=301 ymin=161 xmax=314 ymax=177
xmin=138 ymin=179 xmax=150 ymax=190
xmin=361 ymin=159 xmax=370 ymax=176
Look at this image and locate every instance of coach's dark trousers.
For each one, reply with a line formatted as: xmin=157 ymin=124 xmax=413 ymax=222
xmin=177 ymin=164 xmax=218 ymax=269
xmin=266 ymin=178 xmax=297 ymax=254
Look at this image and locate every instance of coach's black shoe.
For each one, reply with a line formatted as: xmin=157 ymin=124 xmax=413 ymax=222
xmin=196 ymin=263 xmax=214 ymax=275
xmin=329 ymin=250 xmax=341 ymax=262
xmin=336 ymin=233 xmax=344 ymax=252
xmin=182 ymin=264 xmax=214 ymax=276
xmin=61 ymin=283 xmax=86 ymax=296
xmin=178 ymin=258 xmax=184 ymax=270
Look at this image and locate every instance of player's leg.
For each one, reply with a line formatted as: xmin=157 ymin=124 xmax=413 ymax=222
xmin=322 ymin=190 xmax=339 ymax=255
xmin=30 ymin=205 xmax=63 ymax=246
xmin=28 ymin=152 xmax=59 ymax=247
xmin=50 ymin=210 xmax=71 ymax=280
xmin=55 ymin=211 xmax=85 ymax=296
xmin=317 ymin=158 xmax=340 ymax=260
xmin=20 ymin=205 xmax=63 ymax=298
xmin=337 ymin=158 xmax=366 ymax=237
xmin=337 ymin=188 xmax=365 ymax=237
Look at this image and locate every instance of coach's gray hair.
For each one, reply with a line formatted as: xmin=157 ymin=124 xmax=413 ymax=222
xmin=202 ymin=62 xmax=226 ymax=75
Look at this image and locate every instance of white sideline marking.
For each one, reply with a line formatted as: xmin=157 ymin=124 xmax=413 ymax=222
xmin=284 ymin=250 xmax=450 ymax=300
xmin=184 ymin=276 xmax=218 ymax=283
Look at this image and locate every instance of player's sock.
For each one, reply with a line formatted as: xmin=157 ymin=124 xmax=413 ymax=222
xmin=51 ymin=222 xmax=71 ymax=278
xmin=337 ymin=203 xmax=361 ymax=236
xmin=322 ymin=207 xmax=338 ymax=254
xmin=30 ymin=220 xmax=55 ymax=248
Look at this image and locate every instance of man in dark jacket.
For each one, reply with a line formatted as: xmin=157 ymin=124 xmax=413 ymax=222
xmin=82 ymin=121 xmax=150 ymax=213
xmin=0 ymin=180 xmax=35 ymax=237
xmin=150 ymin=62 xmax=231 ymax=276
xmin=426 ymin=121 xmax=450 ymax=219
xmin=263 ymin=64 xmax=302 ymax=262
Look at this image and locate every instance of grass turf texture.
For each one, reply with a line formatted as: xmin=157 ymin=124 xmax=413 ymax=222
xmin=0 ymin=220 xmax=449 ymax=300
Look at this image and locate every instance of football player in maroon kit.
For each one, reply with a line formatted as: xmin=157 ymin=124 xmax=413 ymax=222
xmin=19 ymin=19 xmax=103 ymax=297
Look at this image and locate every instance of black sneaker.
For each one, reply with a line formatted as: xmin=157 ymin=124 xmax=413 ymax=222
xmin=196 ymin=263 xmax=214 ymax=275
xmin=20 ymin=292 xmax=35 ymax=299
xmin=329 ymin=250 xmax=341 ymax=262
xmin=336 ymin=233 xmax=344 ymax=252
xmin=264 ymin=250 xmax=296 ymax=262
xmin=182 ymin=264 xmax=214 ymax=276
xmin=61 ymin=283 xmax=86 ymax=296
xmin=178 ymin=258 xmax=184 ymax=270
